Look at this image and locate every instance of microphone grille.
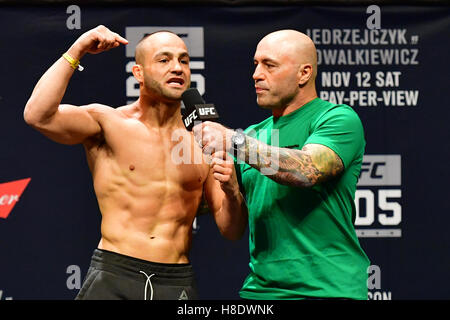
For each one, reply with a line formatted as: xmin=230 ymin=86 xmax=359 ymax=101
xmin=181 ymin=88 xmax=205 ymax=109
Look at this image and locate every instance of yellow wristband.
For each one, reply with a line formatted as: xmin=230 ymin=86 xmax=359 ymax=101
xmin=62 ymin=53 xmax=84 ymax=71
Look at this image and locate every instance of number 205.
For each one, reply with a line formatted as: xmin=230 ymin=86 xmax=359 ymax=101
xmin=354 ymin=189 xmax=402 ymax=226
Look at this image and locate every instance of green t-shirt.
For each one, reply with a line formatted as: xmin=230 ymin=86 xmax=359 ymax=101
xmin=238 ymin=98 xmax=370 ymax=300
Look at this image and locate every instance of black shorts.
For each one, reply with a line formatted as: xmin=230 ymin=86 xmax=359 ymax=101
xmin=75 ymin=248 xmax=198 ymax=300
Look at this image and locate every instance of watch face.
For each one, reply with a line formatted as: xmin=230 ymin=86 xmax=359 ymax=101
xmin=233 ymin=132 xmax=245 ymax=145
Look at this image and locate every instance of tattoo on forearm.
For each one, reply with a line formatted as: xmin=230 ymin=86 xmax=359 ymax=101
xmin=239 ymin=135 xmax=343 ymax=188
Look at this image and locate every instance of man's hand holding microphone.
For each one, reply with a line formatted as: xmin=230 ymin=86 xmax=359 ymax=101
xmin=181 ymin=88 xmax=242 ymax=197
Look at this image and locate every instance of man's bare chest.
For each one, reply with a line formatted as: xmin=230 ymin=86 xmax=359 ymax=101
xmin=86 ymin=117 xmax=209 ymax=188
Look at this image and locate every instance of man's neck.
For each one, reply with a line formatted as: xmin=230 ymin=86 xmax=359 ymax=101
xmin=272 ymin=90 xmax=318 ymax=118
xmin=133 ymin=95 xmax=183 ymax=129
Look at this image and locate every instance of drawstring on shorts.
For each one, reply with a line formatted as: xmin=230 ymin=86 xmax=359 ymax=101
xmin=139 ymin=271 xmax=156 ymax=300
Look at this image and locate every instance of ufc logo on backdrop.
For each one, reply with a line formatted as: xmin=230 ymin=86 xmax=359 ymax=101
xmin=355 ymin=155 xmax=402 ymax=238
xmin=0 ymin=178 xmax=31 ymax=219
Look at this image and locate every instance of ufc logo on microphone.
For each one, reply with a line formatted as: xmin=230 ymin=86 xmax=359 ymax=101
xmin=184 ymin=111 xmax=198 ymax=127
xmin=198 ymin=107 xmax=216 ymax=116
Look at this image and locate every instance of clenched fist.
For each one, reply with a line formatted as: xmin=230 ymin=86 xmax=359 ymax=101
xmin=67 ymin=25 xmax=128 ymax=60
xmin=192 ymin=121 xmax=234 ymax=157
xmin=210 ymin=150 xmax=240 ymax=196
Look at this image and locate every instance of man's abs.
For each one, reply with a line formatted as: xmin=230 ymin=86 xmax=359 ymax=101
xmin=93 ymin=159 xmax=207 ymax=263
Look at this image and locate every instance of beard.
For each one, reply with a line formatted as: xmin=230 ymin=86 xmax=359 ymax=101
xmin=257 ymin=93 xmax=287 ymax=110
xmin=144 ymin=77 xmax=186 ymax=102
xmin=257 ymin=87 xmax=298 ymax=110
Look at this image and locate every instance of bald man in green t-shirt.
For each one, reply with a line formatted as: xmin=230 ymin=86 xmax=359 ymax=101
xmin=193 ymin=30 xmax=370 ymax=300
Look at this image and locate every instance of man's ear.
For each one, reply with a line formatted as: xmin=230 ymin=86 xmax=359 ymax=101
xmin=132 ymin=64 xmax=144 ymax=83
xmin=298 ymin=64 xmax=313 ymax=86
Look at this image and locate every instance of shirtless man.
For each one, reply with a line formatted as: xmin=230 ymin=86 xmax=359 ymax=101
xmin=23 ymin=25 xmax=247 ymax=300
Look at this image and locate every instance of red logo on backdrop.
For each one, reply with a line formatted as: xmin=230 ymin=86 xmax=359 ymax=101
xmin=0 ymin=178 xmax=31 ymax=219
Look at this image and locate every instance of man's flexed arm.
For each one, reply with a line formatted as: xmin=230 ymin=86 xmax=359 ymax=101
xmin=23 ymin=25 xmax=128 ymax=145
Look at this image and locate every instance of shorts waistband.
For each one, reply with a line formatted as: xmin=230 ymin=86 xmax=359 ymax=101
xmin=90 ymin=248 xmax=194 ymax=280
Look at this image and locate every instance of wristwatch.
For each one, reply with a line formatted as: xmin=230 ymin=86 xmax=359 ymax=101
xmin=231 ymin=130 xmax=246 ymax=151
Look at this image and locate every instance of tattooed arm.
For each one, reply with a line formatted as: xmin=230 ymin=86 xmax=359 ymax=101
xmin=192 ymin=121 xmax=344 ymax=189
xmin=238 ymin=135 xmax=344 ymax=188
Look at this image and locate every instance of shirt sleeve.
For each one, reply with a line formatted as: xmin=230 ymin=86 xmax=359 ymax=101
xmin=303 ymin=105 xmax=366 ymax=169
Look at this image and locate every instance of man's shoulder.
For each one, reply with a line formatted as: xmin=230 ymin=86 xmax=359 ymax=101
xmin=83 ymin=103 xmax=131 ymax=120
xmin=81 ymin=104 xmax=133 ymax=145
xmin=310 ymin=98 xmax=349 ymax=113
xmin=80 ymin=103 xmax=114 ymax=115
xmin=84 ymin=103 xmax=128 ymax=112
xmin=314 ymin=99 xmax=361 ymax=122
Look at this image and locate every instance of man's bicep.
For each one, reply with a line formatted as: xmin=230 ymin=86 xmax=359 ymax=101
xmin=276 ymin=143 xmax=344 ymax=187
xmin=37 ymin=104 xmax=103 ymax=145
xmin=304 ymin=106 xmax=365 ymax=169
xmin=301 ymin=143 xmax=344 ymax=183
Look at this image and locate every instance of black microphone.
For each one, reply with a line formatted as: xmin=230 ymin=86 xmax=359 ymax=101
xmin=181 ymin=88 xmax=219 ymax=131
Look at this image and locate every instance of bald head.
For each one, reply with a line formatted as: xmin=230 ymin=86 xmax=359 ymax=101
xmin=131 ymin=30 xmax=191 ymax=102
xmin=257 ymin=29 xmax=318 ymax=79
xmin=135 ymin=31 xmax=187 ymax=66
xmin=253 ymin=30 xmax=318 ymax=113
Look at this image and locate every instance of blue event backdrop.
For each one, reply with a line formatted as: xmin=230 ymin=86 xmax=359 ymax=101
xmin=0 ymin=4 xmax=449 ymax=300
